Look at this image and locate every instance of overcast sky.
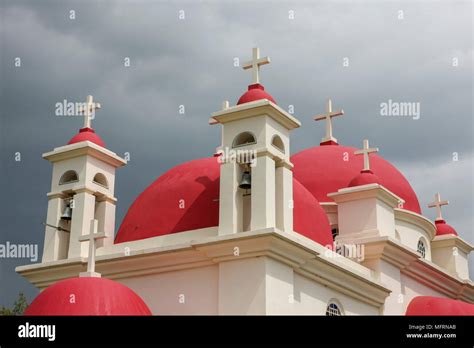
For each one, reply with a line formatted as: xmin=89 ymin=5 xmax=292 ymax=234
xmin=0 ymin=0 xmax=472 ymax=307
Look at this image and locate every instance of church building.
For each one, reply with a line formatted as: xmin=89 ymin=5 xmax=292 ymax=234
xmin=18 ymin=48 xmax=474 ymax=316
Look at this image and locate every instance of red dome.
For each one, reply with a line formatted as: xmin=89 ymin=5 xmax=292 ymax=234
xmin=293 ymin=179 xmax=333 ymax=246
xmin=434 ymin=220 xmax=458 ymax=236
xmin=115 ymin=157 xmax=332 ymax=247
xmin=291 ymin=145 xmax=421 ymax=214
xmin=406 ymin=296 xmax=474 ymax=316
xmin=68 ymin=127 xmax=105 ymax=147
xmin=25 ymin=277 xmax=152 ymax=316
xmin=348 ymin=170 xmax=380 ymax=187
xmin=237 ymin=84 xmax=276 ymax=105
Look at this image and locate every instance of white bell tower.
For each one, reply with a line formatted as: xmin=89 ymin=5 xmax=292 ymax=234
xmin=210 ymin=48 xmax=301 ymax=235
xmin=41 ymin=95 xmax=126 ymax=262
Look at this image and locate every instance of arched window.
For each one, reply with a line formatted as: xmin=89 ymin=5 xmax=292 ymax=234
xmin=93 ymin=173 xmax=108 ymax=188
xmin=232 ymin=132 xmax=256 ymax=148
xmin=326 ymin=301 xmax=343 ymax=316
xmin=59 ymin=170 xmax=78 ymax=185
xmin=417 ymin=239 xmax=426 ymax=258
xmin=271 ymin=135 xmax=285 ymax=153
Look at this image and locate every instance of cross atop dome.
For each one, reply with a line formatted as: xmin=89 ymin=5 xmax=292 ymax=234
xmin=79 ymin=219 xmax=107 ymax=278
xmin=314 ymin=99 xmax=344 ymax=145
xmin=68 ymin=94 xmax=106 ymax=147
xmin=428 ymin=193 xmax=449 ymax=222
xmin=242 ymin=47 xmax=270 ymax=85
xmin=79 ymin=95 xmax=101 ymax=129
xmin=354 ymin=139 xmax=378 ymax=172
xmin=236 ymin=48 xmax=276 ymax=105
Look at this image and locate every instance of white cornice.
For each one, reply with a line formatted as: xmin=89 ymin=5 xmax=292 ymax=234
xmin=328 ymin=183 xmax=404 ymax=208
xmin=254 ymin=148 xmax=293 ymax=168
xmin=47 ymin=186 xmax=117 ymax=202
xmin=210 ymin=99 xmax=301 ymax=130
xmin=404 ymin=257 xmax=474 ymax=302
xmin=43 ymin=141 xmax=126 ymax=168
xmin=431 ymin=234 xmax=474 ymax=254
xmin=18 ymin=229 xmax=472 ymax=305
xmin=394 ymin=208 xmax=436 ymax=241
xmin=355 ymin=236 xmax=474 ymax=303
xmin=320 ymin=202 xmax=338 ymax=214
xmin=298 ymin=256 xmax=389 ymax=307
xmin=16 ymin=228 xmax=389 ymax=306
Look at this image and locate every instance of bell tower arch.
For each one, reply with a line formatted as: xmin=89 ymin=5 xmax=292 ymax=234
xmin=210 ymin=48 xmax=301 ymax=236
xmin=41 ymin=95 xmax=126 ymax=262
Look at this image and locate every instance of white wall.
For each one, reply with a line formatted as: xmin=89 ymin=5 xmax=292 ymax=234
xmin=120 ymin=265 xmax=219 ymax=315
xmin=400 ymin=274 xmax=446 ymax=314
xmin=218 ymin=257 xmax=267 ymax=314
xmin=362 ymin=258 xmax=403 ymax=315
xmin=396 ymin=220 xmax=432 ymax=261
xmin=293 ymin=273 xmax=380 ymax=315
xmin=117 ymin=256 xmax=380 ymax=315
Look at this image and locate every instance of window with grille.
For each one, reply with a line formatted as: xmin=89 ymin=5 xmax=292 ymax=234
xmin=325 ymin=302 xmax=342 ymax=316
xmin=417 ymin=239 xmax=426 ymax=258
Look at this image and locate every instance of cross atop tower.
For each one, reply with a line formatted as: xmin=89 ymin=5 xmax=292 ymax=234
xmin=242 ymin=47 xmax=270 ymax=85
xmin=428 ymin=193 xmax=449 ymax=221
xmin=314 ymin=99 xmax=344 ymax=144
xmin=79 ymin=95 xmax=101 ymax=129
xmin=79 ymin=219 xmax=107 ymax=277
xmin=354 ymin=139 xmax=379 ymax=172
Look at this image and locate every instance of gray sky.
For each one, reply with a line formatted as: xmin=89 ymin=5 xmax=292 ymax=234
xmin=0 ymin=0 xmax=472 ymax=307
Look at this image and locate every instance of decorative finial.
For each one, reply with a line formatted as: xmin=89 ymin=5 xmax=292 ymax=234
xmin=78 ymin=95 xmax=101 ymax=129
xmin=354 ymin=139 xmax=379 ymax=172
xmin=428 ymin=193 xmax=449 ymax=221
xmin=314 ymin=98 xmax=344 ymax=144
xmin=79 ymin=219 xmax=107 ymax=278
xmin=242 ymin=47 xmax=270 ymax=85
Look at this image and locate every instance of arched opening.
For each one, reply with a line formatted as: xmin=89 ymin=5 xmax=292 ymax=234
xmin=417 ymin=238 xmax=426 ymax=258
xmin=59 ymin=170 xmax=78 ymax=185
xmin=232 ymin=132 xmax=256 ymax=148
xmin=325 ymin=300 xmax=344 ymax=316
xmin=271 ymin=135 xmax=285 ymax=153
xmin=93 ymin=173 xmax=108 ymax=188
xmin=237 ymin=163 xmax=252 ymax=232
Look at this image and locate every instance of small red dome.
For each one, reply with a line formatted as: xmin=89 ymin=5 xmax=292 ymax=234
xmin=291 ymin=145 xmax=421 ymax=214
xmin=406 ymin=296 xmax=474 ymax=316
xmin=348 ymin=170 xmax=380 ymax=187
xmin=25 ymin=277 xmax=152 ymax=316
xmin=434 ymin=220 xmax=458 ymax=236
xmin=68 ymin=127 xmax=105 ymax=147
xmin=115 ymin=157 xmax=333 ymax=247
xmin=237 ymin=84 xmax=276 ymax=105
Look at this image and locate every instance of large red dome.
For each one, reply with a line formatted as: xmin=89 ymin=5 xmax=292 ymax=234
xmin=115 ymin=157 xmax=332 ymax=247
xmin=25 ymin=277 xmax=152 ymax=316
xmin=291 ymin=145 xmax=421 ymax=214
xmin=406 ymin=296 xmax=474 ymax=316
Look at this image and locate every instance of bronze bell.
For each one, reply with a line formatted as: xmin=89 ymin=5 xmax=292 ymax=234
xmin=60 ymin=204 xmax=73 ymax=221
xmin=239 ymin=171 xmax=251 ymax=190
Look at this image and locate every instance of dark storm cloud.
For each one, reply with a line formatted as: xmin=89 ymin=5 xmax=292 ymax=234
xmin=0 ymin=0 xmax=472 ymax=307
